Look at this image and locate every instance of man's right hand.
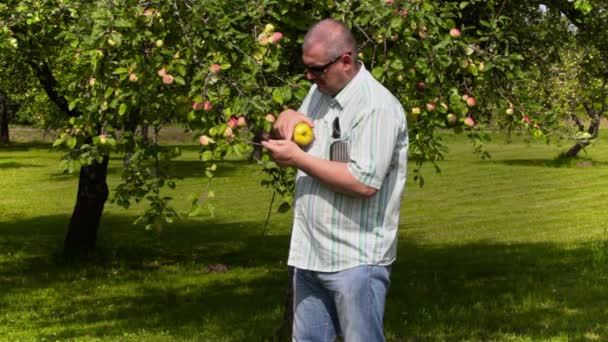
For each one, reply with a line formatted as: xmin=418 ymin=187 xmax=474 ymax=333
xmin=274 ymin=109 xmax=315 ymax=141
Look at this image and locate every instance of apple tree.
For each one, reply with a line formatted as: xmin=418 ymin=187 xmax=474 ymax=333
xmin=8 ymin=0 xmax=589 ymax=254
xmin=1 ymin=0 xmax=572 ymax=337
xmin=475 ymin=0 xmax=608 ymax=157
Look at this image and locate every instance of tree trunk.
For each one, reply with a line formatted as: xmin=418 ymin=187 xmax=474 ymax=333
xmin=565 ymin=104 xmax=601 ymax=158
xmin=0 ymin=90 xmax=9 ymax=145
xmin=63 ymin=156 xmax=110 ymax=255
xmin=25 ymin=57 xmax=110 ymax=255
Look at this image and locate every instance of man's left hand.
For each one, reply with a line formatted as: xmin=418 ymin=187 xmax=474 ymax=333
xmin=261 ymin=139 xmax=303 ymax=167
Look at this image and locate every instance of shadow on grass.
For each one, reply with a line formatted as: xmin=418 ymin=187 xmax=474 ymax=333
xmin=0 ymin=214 xmax=290 ymax=340
xmin=0 ymin=142 xmax=53 ymax=151
xmin=46 ymin=159 xmax=259 ymax=182
xmin=490 ymin=155 xmax=608 ymax=169
xmin=386 ymin=238 xmax=608 ymax=341
xmin=0 ymin=161 xmax=44 ymax=169
xmin=2 ymin=215 xmax=608 ymax=341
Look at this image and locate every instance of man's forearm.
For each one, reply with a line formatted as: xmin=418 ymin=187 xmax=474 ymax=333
xmin=293 ymin=152 xmax=377 ymax=198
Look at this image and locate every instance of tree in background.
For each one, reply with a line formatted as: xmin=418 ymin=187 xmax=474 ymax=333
xmin=1 ymin=13 xmax=602 ymax=331
xmin=1 ymin=0 xmax=600 ymax=337
xmin=494 ymin=0 xmax=608 ymax=156
xmin=1 ymin=0 xmax=528 ymax=254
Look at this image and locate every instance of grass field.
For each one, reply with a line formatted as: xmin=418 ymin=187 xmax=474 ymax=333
xmin=1 ymin=127 xmax=608 ymax=341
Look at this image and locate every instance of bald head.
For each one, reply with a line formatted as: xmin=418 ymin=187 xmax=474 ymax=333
xmin=303 ymin=19 xmax=358 ymax=64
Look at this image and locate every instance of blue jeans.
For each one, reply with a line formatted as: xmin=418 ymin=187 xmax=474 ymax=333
xmin=293 ymin=265 xmax=391 ymax=342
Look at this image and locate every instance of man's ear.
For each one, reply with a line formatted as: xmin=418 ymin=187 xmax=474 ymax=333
xmin=342 ymin=53 xmax=355 ymax=71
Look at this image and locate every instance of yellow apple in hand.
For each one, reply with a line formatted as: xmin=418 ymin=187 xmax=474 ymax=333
xmin=293 ymin=122 xmax=314 ymax=147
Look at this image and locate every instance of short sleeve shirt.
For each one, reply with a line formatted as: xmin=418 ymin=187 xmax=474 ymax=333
xmin=288 ymin=64 xmax=409 ymax=272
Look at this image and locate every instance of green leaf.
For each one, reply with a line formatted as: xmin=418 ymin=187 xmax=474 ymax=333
xmin=109 ymin=32 xmax=122 ymax=46
xmin=390 ymin=17 xmax=404 ymax=30
xmin=66 ymin=137 xmax=77 ymax=149
xmin=201 ymin=151 xmax=212 ymax=161
xmin=104 ymin=87 xmax=114 ymax=99
xmin=372 ymin=66 xmax=385 ymax=79
xmin=68 ymin=99 xmax=80 ymax=111
xmin=113 ymin=67 xmax=129 ymax=75
xmin=118 ymin=103 xmax=127 ymax=116
xmin=390 ymin=58 xmax=404 ymax=70
xmin=272 ymin=88 xmax=284 ymax=105
xmin=174 ymin=76 xmax=186 ymax=86
xmin=52 ymin=138 xmax=65 ymax=148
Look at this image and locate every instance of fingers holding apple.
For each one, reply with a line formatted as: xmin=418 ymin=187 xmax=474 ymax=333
xmin=274 ymin=109 xmax=314 ymax=141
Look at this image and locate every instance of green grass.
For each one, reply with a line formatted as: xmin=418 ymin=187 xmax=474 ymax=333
xmin=2 ymin=129 xmax=608 ymax=341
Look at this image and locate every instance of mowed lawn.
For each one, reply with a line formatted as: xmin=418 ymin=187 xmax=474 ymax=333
xmin=1 ymin=128 xmax=608 ymax=341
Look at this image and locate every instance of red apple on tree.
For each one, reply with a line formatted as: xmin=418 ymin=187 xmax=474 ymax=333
xmin=228 ymin=117 xmax=238 ymax=128
xmin=446 ymin=113 xmax=457 ymax=125
xmin=224 ymin=127 xmax=235 ymax=141
xmin=270 ymin=32 xmax=283 ymax=44
xmin=162 ymin=74 xmax=174 ymax=85
xmin=257 ymin=32 xmax=270 ymax=46
xmin=265 ymin=113 xmax=276 ymax=123
xmin=210 ymin=64 xmax=221 ymax=73
xmin=199 ymin=135 xmax=214 ymax=146
xmin=464 ymin=117 xmax=475 ymax=127
xmin=449 ymin=28 xmax=461 ymax=39
xmin=466 ymin=96 xmax=477 ymax=107
xmin=192 ymin=102 xmax=204 ymax=111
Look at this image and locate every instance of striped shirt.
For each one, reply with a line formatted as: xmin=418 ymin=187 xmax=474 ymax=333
xmin=288 ymin=64 xmax=409 ymax=272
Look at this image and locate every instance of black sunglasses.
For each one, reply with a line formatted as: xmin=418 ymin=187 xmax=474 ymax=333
xmin=332 ymin=117 xmax=341 ymax=138
xmin=304 ymin=52 xmax=351 ymax=76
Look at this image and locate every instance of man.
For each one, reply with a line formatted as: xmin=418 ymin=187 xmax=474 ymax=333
xmin=262 ymin=18 xmax=408 ymax=342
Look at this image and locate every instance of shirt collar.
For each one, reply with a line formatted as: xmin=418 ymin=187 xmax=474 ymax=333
xmin=331 ymin=61 xmax=366 ymax=110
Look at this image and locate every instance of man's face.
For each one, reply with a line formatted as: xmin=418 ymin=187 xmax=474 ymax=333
xmin=302 ymin=43 xmax=350 ymax=97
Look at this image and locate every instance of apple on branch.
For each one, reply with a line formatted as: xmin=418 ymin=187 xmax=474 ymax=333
xmin=450 ymin=28 xmax=461 ymax=39
xmin=466 ymin=96 xmax=477 ymax=107
xmin=210 ymin=64 xmax=221 ymax=73
xmin=227 ymin=117 xmax=238 ymax=128
xmin=162 ymin=74 xmax=174 ymax=85
xmin=464 ymin=117 xmax=475 ymax=127
xmin=265 ymin=113 xmax=276 ymax=123
xmin=446 ymin=113 xmax=458 ymax=125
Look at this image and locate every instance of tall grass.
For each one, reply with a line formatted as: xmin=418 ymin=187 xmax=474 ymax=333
xmin=1 ymin=129 xmax=608 ymax=341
